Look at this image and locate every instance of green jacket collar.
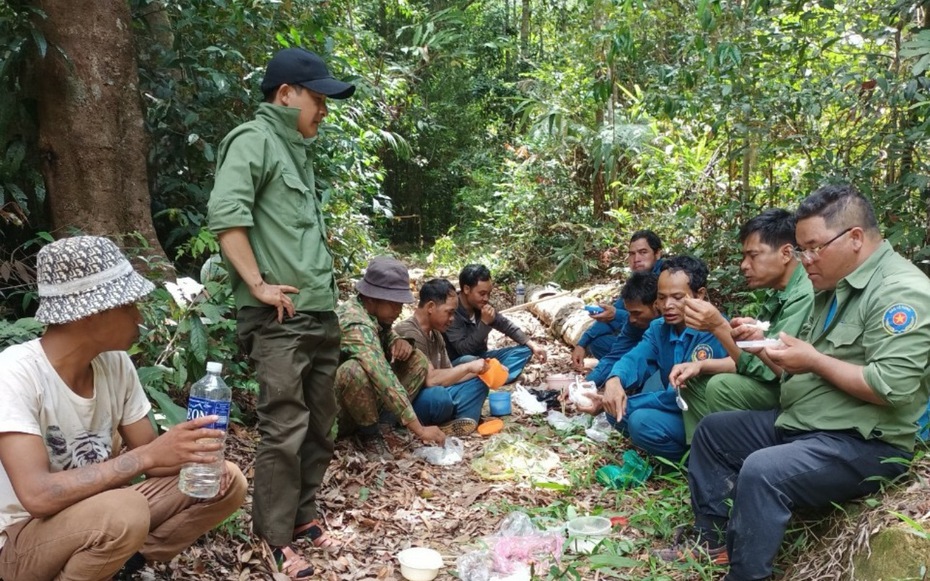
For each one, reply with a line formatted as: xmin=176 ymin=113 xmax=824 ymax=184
xmin=843 ymin=241 xmax=894 ymax=291
xmin=780 ymin=261 xmax=808 ymax=298
xmin=255 ymin=103 xmax=317 ymax=146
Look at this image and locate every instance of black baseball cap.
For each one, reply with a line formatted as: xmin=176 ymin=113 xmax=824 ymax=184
xmin=260 ymin=48 xmax=356 ymax=99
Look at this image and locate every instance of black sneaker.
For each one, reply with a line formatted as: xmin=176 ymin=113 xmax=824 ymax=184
xmin=114 ymin=552 xmax=146 ymax=580
xmin=356 ymin=431 xmax=394 ymax=461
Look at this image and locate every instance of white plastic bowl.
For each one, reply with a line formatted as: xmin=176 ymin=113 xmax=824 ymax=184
xmin=547 ymin=373 xmax=576 ymax=391
xmin=397 ymin=547 xmax=443 ymax=581
xmin=567 ymin=516 xmax=611 ymax=554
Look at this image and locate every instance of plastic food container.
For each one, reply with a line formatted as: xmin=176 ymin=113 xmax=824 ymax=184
xmin=477 ymin=418 xmax=504 ymax=436
xmin=397 ymin=547 xmax=443 ymax=581
xmin=566 ymin=516 xmax=611 ymax=554
xmin=546 ymin=373 xmax=576 ymax=391
xmin=488 ymin=391 xmax=512 ymax=416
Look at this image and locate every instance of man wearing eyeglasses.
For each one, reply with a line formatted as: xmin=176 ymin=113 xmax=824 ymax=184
xmin=657 ymin=184 xmax=930 ymax=581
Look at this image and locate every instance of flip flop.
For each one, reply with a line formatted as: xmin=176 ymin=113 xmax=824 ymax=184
xmin=293 ymin=519 xmax=340 ymax=552
xmin=268 ymin=544 xmax=313 ymax=580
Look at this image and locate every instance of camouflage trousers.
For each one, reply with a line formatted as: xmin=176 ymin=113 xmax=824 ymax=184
xmin=335 ymin=349 xmax=428 ymax=435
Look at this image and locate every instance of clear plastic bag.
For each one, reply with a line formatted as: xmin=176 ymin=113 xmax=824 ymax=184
xmin=471 ymin=435 xmax=560 ymax=481
xmin=585 ymin=412 xmax=613 ymax=443
xmin=413 ymin=436 xmax=464 ymax=465
xmin=457 ymin=512 xmax=563 ymax=580
xmin=546 ymin=410 xmax=590 ymax=432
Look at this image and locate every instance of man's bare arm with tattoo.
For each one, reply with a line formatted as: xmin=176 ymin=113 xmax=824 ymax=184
xmin=0 ymin=415 xmax=223 ymax=518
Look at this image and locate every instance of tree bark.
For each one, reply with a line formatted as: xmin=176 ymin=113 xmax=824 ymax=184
xmin=30 ymin=0 xmax=166 ymax=260
xmin=520 ymin=0 xmax=530 ymax=57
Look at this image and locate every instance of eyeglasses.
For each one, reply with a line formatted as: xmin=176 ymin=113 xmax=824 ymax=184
xmin=791 ymin=227 xmax=853 ymax=262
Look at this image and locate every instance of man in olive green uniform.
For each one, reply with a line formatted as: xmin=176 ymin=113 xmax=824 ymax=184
xmin=334 ymin=257 xmax=446 ymax=460
xmin=207 ymin=48 xmax=355 ymax=576
xmin=668 ymin=209 xmax=814 ymax=440
xmin=658 ymin=185 xmax=930 ymax=581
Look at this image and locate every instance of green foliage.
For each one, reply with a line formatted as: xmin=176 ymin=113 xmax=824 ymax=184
xmin=0 ymin=317 xmax=42 ymax=349
xmin=133 ymin=277 xmax=251 ymax=428
xmin=0 ymin=2 xmax=47 ymax=233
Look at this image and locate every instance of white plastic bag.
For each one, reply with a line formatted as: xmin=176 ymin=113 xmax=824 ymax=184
xmin=567 ymin=379 xmax=598 ymax=409
xmin=413 ymin=436 xmax=464 ymax=465
xmin=511 ymin=384 xmax=546 ymax=415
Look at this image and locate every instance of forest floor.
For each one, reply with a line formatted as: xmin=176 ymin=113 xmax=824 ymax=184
xmin=135 ymin=308 xmax=930 ymax=581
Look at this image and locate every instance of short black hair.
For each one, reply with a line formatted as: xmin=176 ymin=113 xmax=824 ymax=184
xmin=459 ymin=264 xmax=491 ymax=290
xmin=739 ymin=208 xmax=797 ymax=248
xmin=621 ymin=271 xmax=658 ymax=305
xmin=262 ymin=83 xmax=304 ymax=103
xmin=630 ymin=230 xmax=662 ymax=252
xmin=419 ymin=278 xmax=456 ymax=307
xmin=796 ymin=184 xmax=879 ymax=233
xmin=660 ymin=255 xmax=708 ymax=293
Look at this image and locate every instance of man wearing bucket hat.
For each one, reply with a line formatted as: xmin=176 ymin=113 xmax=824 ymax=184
xmin=207 ymin=47 xmax=355 ymax=576
xmin=334 ymin=257 xmax=447 ymax=460
xmin=0 ymin=236 xmax=247 ymax=581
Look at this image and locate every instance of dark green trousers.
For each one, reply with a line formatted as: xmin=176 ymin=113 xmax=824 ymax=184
xmin=237 ymin=307 xmax=340 ymax=547
xmin=683 ymin=374 xmax=780 ymax=444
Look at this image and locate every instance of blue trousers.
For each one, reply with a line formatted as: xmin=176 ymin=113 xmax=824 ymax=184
xmin=585 ymin=333 xmax=616 ymax=360
xmin=607 ymin=388 xmax=687 ymax=462
xmin=411 ymin=377 xmax=489 ymax=424
xmin=689 ymin=410 xmax=911 ymax=581
xmin=586 ymin=339 xmax=630 ymax=387
xmin=918 ymin=397 xmax=930 ymax=441
xmin=452 ymin=345 xmax=532 ymax=384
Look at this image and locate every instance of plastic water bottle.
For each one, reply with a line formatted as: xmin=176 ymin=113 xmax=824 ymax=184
xmin=515 ymin=280 xmax=526 ymax=305
xmin=178 ymin=362 xmax=231 ymax=498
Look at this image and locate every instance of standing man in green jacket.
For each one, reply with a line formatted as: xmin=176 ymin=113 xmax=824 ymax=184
xmin=207 ymin=47 xmax=355 ymax=579
xmin=668 ymin=209 xmax=814 ymax=440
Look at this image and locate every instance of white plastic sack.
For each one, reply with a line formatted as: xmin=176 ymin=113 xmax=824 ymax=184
xmin=511 ymin=384 xmax=546 ymax=415
xmin=413 ymin=436 xmax=464 ymax=465
xmin=567 ymin=379 xmax=598 ymax=409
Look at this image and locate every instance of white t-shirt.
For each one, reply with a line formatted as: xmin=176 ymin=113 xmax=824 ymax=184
xmin=0 ymin=339 xmax=151 ymax=548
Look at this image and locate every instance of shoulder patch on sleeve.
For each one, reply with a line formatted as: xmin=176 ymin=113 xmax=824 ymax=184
xmin=882 ymin=303 xmax=917 ymax=335
xmin=691 ymin=343 xmax=713 ymax=361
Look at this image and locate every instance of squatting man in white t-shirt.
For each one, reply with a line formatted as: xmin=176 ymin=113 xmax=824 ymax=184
xmin=0 ymin=236 xmax=247 ymax=581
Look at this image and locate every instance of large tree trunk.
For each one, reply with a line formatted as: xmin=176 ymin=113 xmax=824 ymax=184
xmin=30 ymin=0 xmax=166 ymax=260
xmin=520 ymin=0 xmax=531 ymax=57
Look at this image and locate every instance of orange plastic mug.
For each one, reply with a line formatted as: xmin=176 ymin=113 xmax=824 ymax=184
xmin=478 ymin=358 xmax=509 ymax=389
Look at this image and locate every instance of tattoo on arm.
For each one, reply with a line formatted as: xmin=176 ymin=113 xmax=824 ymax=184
xmin=75 ymin=465 xmax=101 ymax=486
xmin=114 ymin=454 xmax=142 ymax=476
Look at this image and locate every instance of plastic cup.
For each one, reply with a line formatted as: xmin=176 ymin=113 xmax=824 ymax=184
xmin=488 ymin=391 xmax=512 ymax=416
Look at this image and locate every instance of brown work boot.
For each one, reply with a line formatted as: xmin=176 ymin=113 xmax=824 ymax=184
xmin=355 ymin=431 xmax=394 ymax=461
xmin=439 ymin=417 xmax=477 ymax=437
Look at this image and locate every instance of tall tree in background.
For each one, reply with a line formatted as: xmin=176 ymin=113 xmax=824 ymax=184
xmin=29 ymin=0 xmax=164 ymax=257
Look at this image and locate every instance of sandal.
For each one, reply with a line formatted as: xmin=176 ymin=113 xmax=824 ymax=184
xmin=269 ymin=544 xmax=314 ymax=580
xmin=293 ymin=519 xmax=341 ymax=552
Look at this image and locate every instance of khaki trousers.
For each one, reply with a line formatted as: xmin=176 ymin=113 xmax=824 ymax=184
xmin=0 ymin=462 xmax=247 ymax=581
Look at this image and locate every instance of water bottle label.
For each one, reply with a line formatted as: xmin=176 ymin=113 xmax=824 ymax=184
xmin=186 ymin=396 xmax=231 ymax=430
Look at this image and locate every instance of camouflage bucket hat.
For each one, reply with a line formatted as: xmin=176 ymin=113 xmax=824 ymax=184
xmin=34 ymin=236 xmax=156 ymax=325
